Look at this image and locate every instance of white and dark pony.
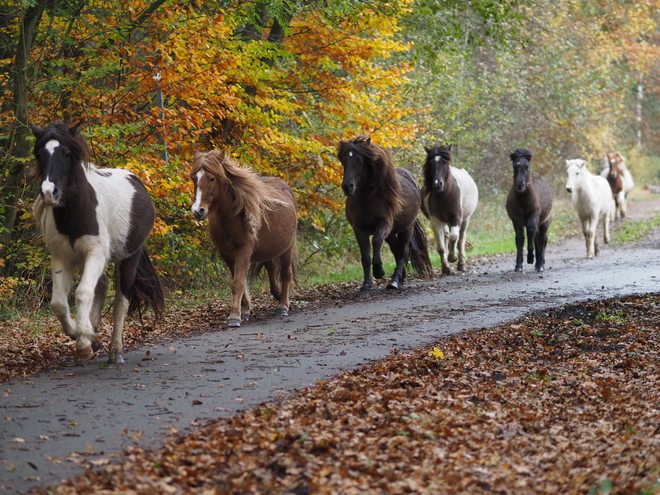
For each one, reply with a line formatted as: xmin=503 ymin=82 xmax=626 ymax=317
xmin=565 ymin=159 xmax=612 ymax=259
xmin=600 ymin=151 xmax=634 ymax=219
xmin=421 ymin=145 xmax=479 ymax=275
xmin=31 ymin=122 xmax=164 ymax=364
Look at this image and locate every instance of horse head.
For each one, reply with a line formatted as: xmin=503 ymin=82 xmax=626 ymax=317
xmin=31 ymin=122 xmax=87 ymax=207
xmin=607 ymin=152 xmax=623 ymax=180
xmin=423 ymin=145 xmax=452 ymax=193
xmin=565 ymin=159 xmax=587 ymax=193
xmin=338 ymin=136 xmax=372 ymax=197
xmin=509 ymin=147 xmax=533 ymax=193
xmin=190 ymin=150 xmax=222 ymax=221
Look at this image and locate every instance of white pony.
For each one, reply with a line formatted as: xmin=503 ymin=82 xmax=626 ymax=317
xmin=565 ymin=159 xmax=613 ymax=259
xmin=600 ymin=152 xmax=634 ymax=219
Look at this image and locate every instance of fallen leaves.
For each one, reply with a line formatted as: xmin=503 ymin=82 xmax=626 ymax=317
xmin=23 ymin=293 xmax=660 ymax=494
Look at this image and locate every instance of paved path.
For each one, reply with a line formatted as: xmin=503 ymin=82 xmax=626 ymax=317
xmin=2 ymin=202 xmax=660 ymax=493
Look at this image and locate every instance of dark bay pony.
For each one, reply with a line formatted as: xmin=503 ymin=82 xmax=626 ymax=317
xmin=421 ymin=145 xmax=479 ymax=275
xmin=190 ymin=150 xmax=297 ymax=327
xmin=31 ymin=122 xmax=164 ymax=364
xmin=338 ymin=136 xmax=432 ymax=293
xmin=505 ymin=148 xmax=553 ymax=273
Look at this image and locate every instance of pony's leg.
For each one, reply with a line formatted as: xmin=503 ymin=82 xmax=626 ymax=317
xmin=264 ymin=260 xmax=282 ymax=301
xmin=432 ymin=220 xmax=451 ymax=275
xmin=74 ymin=253 xmax=107 ymax=363
xmin=49 ymin=257 xmax=77 ymax=339
xmin=525 ymin=216 xmax=539 ymax=267
xmin=386 ymin=227 xmax=413 ymax=290
xmin=371 ymin=221 xmax=392 ymax=281
xmin=90 ymin=273 xmax=109 ymax=332
xmin=603 ymin=211 xmax=611 ymax=245
xmin=354 ymin=229 xmax=373 ymax=292
xmin=107 ymin=251 xmax=142 ymax=364
xmin=619 ymin=191 xmax=627 ymax=217
xmin=582 ymin=218 xmax=595 ymax=258
xmin=275 ymin=248 xmax=294 ymax=316
xmin=228 ymin=251 xmax=251 ymax=327
xmin=457 ymin=219 xmax=471 ymax=272
xmin=447 ymin=225 xmax=460 ymax=263
xmin=535 ymin=221 xmax=549 ymax=272
xmin=241 ymin=283 xmax=252 ymax=321
xmin=513 ymin=222 xmax=525 ymax=272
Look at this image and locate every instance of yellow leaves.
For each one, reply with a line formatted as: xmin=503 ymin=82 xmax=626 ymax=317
xmin=429 ymin=347 xmax=444 ymax=359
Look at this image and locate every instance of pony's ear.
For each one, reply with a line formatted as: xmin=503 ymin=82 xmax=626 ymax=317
xmin=447 ymin=144 xmax=452 ymax=152
xmin=69 ymin=121 xmax=83 ymax=135
xmin=424 ymin=146 xmax=431 ymax=153
xmin=29 ymin=123 xmax=41 ymax=136
xmin=194 ymin=151 xmax=202 ymax=160
xmin=365 ymin=137 xmax=371 ymax=145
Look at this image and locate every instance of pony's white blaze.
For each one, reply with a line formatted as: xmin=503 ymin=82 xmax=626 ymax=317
xmin=40 ymin=140 xmax=62 ymax=204
xmin=45 ymin=139 xmax=60 ymax=155
xmin=191 ymin=170 xmax=204 ymax=213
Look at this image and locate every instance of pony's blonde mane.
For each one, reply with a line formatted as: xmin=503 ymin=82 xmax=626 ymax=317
xmin=191 ymin=150 xmax=278 ymax=237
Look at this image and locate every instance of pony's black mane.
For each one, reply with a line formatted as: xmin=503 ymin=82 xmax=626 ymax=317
xmin=510 ymin=147 xmax=533 ymax=162
xmin=33 ymin=123 xmax=90 ymax=178
xmin=338 ymin=136 xmax=402 ymax=208
xmin=423 ymin=145 xmax=452 ymax=186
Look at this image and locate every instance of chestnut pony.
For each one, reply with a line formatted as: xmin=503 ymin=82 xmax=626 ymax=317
xmin=190 ymin=150 xmax=297 ymax=327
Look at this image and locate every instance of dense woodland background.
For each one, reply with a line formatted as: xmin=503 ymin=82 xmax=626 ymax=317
xmin=1 ymin=0 xmax=660 ymax=312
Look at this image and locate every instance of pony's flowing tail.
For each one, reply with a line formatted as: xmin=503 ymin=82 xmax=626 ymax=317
xmin=408 ymin=219 xmax=433 ymax=278
xmin=128 ymin=247 xmax=165 ymax=319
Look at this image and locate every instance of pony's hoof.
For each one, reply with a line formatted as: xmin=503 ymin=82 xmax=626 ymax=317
xmin=276 ymin=308 xmax=289 ymax=317
xmin=536 ymin=265 xmax=545 ymax=273
xmin=387 ymin=280 xmax=401 ymax=290
xmin=227 ymin=318 xmax=241 ymax=328
xmin=107 ymin=352 xmax=124 ymax=364
xmin=241 ymin=314 xmax=250 ymax=322
xmin=527 ymin=254 xmax=535 ymax=264
xmin=442 ymin=266 xmax=452 ymax=276
xmin=373 ymin=264 xmax=385 ymax=279
xmin=515 ymin=265 xmax=523 ymax=272
xmin=75 ymin=346 xmax=95 ymax=364
xmin=448 ymin=254 xmax=457 ymax=263
xmin=457 ymin=263 xmax=466 ymax=272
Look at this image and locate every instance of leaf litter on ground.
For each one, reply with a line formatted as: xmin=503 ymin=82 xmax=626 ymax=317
xmin=21 ymin=292 xmax=660 ymax=495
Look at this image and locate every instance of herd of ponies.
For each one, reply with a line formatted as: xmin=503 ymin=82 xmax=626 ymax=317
xmin=29 ymin=123 xmax=634 ymax=363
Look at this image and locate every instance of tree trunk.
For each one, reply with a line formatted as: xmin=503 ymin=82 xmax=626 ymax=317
xmin=0 ymin=0 xmax=48 ymax=273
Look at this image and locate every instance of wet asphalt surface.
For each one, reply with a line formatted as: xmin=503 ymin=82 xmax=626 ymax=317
xmin=2 ymin=205 xmax=660 ymax=493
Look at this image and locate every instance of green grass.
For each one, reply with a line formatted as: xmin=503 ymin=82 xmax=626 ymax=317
xmin=611 ymin=214 xmax=660 ymax=244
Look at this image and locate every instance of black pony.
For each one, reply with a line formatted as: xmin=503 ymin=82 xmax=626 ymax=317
xmin=505 ymin=147 xmax=553 ymax=272
xmin=338 ymin=136 xmax=432 ymax=293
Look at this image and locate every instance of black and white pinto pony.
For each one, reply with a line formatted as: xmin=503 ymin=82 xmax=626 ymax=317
xmin=421 ymin=145 xmax=479 ymax=275
xmin=505 ymin=148 xmax=553 ymax=273
xmin=31 ymin=122 xmax=164 ymax=364
xmin=565 ymin=159 xmax=612 ymax=259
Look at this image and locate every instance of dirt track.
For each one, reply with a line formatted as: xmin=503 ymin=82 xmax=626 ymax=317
xmin=1 ymin=198 xmax=660 ymax=494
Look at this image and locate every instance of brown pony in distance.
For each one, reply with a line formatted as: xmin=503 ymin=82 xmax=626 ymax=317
xmin=338 ymin=136 xmax=432 ymax=293
xmin=190 ymin=150 xmax=297 ymax=327
xmin=602 ymin=152 xmax=634 ymax=219
xmin=505 ymin=147 xmax=553 ymax=273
